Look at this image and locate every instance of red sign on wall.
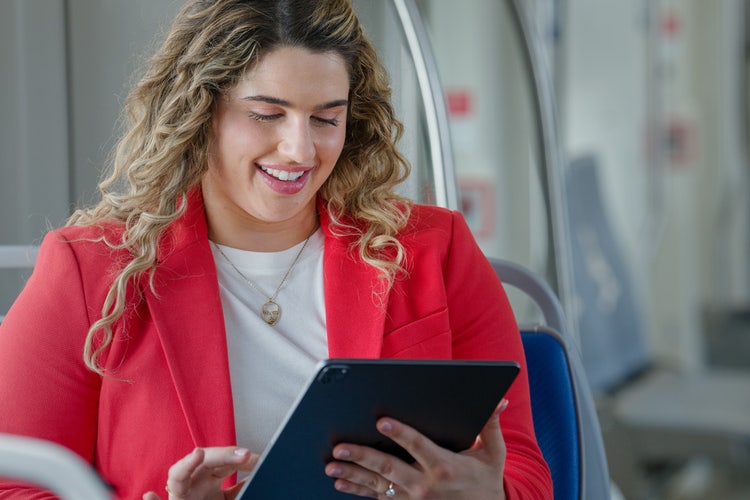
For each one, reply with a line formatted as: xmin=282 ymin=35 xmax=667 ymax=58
xmin=446 ymin=89 xmax=473 ymax=118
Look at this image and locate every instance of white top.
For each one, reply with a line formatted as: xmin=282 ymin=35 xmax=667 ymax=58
xmin=211 ymin=229 xmax=328 ymax=457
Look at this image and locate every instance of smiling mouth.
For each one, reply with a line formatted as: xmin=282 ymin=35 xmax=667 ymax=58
xmin=259 ymin=165 xmax=306 ymax=182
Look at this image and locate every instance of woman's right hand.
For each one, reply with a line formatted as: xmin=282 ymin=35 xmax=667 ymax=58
xmin=142 ymin=446 xmax=259 ymax=500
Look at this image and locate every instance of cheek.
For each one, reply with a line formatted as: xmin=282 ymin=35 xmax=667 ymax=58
xmin=213 ymin=112 xmax=264 ymax=160
xmin=207 ymin=134 xmax=249 ymax=181
xmin=320 ymin=129 xmax=347 ymax=162
xmin=210 ymin=137 xmax=257 ymax=179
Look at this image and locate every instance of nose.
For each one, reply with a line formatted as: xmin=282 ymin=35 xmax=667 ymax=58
xmin=278 ymin=117 xmax=316 ymax=164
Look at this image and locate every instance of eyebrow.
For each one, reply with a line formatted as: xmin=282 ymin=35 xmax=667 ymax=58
xmin=240 ymin=95 xmax=348 ymax=111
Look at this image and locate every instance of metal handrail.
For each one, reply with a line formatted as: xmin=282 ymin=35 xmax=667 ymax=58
xmin=0 ymin=434 xmax=111 ymax=500
xmin=0 ymin=245 xmax=38 ymax=323
xmin=508 ymin=0 xmax=578 ymax=342
xmin=392 ymin=0 xmax=458 ymax=210
xmin=0 ymin=245 xmax=39 ymax=268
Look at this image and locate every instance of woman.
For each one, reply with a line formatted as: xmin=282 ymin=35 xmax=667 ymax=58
xmin=0 ymin=0 xmax=552 ymax=498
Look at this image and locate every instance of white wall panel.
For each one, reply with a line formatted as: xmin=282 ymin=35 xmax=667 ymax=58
xmin=0 ymin=0 xmax=69 ymax=315
xmin=0 ymin=0 xmax=69 ymax=241
xmin=67 ymin=0 xmax=181 ymax=206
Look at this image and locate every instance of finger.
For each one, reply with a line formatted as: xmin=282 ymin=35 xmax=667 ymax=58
xmin=329 ymin=478 xmax=388 ymax=498
xmin=374 ymin=418 xmax=445 ymax=470
xmin=325 ymin=458 xmax=395 ymax=498
xmin=142 ymin=493 xmax=160 ymax=500
xmin=165 ymin=448 xmax=204 ymax=498
xmin=241 ymin=451 xmax=261 ymax=472
xmin=474 ymin=399 xmax=509 ymax=458
xmin=192 ymin=447 xmax=256 ymax=481
xmin=195 ymin=447 xmax=253 ymax=469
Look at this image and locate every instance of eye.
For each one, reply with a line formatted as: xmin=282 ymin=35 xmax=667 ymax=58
xmin=249 ymin=112 xmax=282 ymax=122
xmin=312 ymin=116 xmax=340 ymax=127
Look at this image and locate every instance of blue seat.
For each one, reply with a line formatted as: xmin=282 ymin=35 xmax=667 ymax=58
xmin=522 ymin=329 xmax=579 ymax=499
xmin=489 ymin=257 xmax=611 ymax=500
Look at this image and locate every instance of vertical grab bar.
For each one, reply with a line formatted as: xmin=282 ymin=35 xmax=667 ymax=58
xmin=391 ymin=0 xmax=458 ymax=210
xmin=508 ymin=0 xmax=578 ymax=341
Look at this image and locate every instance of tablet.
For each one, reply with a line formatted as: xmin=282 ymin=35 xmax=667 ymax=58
xmin=237 ymin=358 xmax=520 ymax=499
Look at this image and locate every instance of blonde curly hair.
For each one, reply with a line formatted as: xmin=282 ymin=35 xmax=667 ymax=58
xmin=68 ymin=0 xmax=412 ymax=375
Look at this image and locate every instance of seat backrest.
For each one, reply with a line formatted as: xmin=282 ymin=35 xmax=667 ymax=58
xmin=489 ymin=257 xmax=611 ymax=500
xmin=0 ymin=433 xmax=111 ymax=499
xmin=521 ymin=327 xmax=579 ymax=499
xmin=564 ymin=155 xmax=650 ymax=393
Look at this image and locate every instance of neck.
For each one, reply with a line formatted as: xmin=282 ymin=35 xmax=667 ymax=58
xmin=204 ymin=202 xmax=319 ymax=253
xmin=209 ymin=217 xmax=319 ymax=252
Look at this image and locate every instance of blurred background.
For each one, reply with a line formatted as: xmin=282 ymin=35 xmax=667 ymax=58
xmin=1 ymin=1 xmax=749 ymax=498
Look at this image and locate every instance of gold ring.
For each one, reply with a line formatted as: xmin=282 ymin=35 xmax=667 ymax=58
xmin=165 ymin=484 xmax=189 ymax=499
xmin=385 ymin=481 xmax=396 ymax=497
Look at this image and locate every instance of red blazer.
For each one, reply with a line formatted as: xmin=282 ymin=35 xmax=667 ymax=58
xmin=0 ymin=190 xmax=551 ymax=499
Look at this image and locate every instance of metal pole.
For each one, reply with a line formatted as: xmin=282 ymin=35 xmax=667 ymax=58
xmin=508 ymin=0 xmax=577 ymax=338
xmin=392 ymin=0 xmax=458 ymax=210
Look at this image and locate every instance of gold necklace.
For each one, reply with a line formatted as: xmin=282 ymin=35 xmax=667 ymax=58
xmin=212 ymin=231 xmax=314 ymax=326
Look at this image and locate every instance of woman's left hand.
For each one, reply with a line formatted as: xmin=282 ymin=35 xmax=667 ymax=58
xmin=324 ymin=399 xmax=509 ymax=499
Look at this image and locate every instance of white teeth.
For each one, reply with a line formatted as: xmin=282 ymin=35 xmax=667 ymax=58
xmin=260 ymin=166 xmax=304 ymax=181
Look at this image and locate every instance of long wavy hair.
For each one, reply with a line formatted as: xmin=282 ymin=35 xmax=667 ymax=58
xmin=68 ymin=0 xmax=412 ymax=375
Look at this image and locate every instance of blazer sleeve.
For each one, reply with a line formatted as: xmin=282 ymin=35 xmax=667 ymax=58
xmin=443 ymin=211 xmax=553 ymax=499
xmin=0 ymin=230 xmax=102 ymax=496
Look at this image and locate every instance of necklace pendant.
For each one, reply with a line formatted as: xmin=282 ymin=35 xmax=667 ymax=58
xmin=261 ymin=300 xmax=281 ymax=326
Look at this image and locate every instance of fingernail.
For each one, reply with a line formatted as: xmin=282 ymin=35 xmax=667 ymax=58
xmin=325 ymin=465 xmax=343 ymax=477
xmin=499 ymin=399 xmax=510 ymax=412
xmin=334 ymin=448 xmax=351 ymax=459
xmin=378 ymin=420 xmax=393 ymax=433
xmin=335 ymin=482 xmax=350 ymax=492
xmin=234 ymin=448 xmax=249 ymax=457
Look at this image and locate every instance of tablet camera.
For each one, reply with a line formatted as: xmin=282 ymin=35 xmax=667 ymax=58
xmin=317 ymin=365 xmax=349 ymax=384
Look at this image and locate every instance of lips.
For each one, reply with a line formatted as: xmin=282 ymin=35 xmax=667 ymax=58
xmin=259 ymin=165 xmax=305 ymax=181
xmin=257 ymin=164 xmax=312 ymax=194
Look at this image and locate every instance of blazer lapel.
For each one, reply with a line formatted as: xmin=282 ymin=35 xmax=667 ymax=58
xmin=146 ymin=190 xmax=236 ymax=449
xmin=320 ymin=203 xmax=389 ymax=358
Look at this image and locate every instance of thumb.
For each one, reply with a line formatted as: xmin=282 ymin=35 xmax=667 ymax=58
xmin=476 ymin=398 xmax=509 ymax=458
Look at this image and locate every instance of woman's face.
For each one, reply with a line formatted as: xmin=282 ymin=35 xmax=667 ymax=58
xmin=203 ymin=46 xmax=349 ymax=246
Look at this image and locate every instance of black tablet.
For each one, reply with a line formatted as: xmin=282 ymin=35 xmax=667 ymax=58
xmin=237 ymin=358 xmax=520 ymax=499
